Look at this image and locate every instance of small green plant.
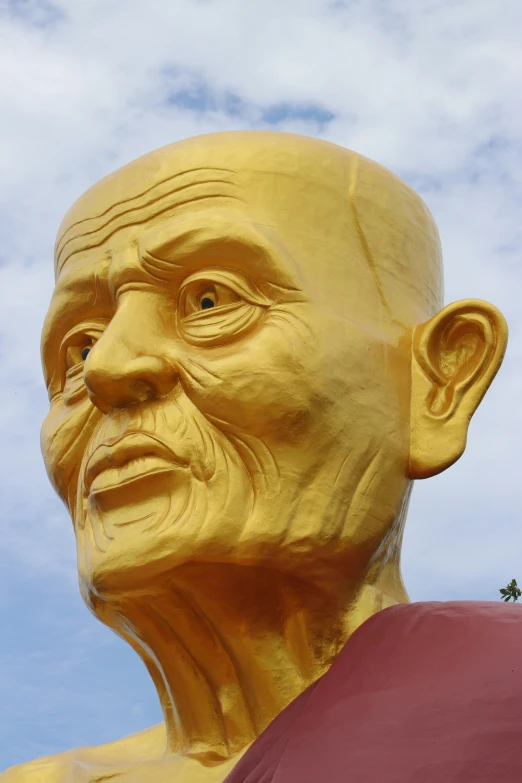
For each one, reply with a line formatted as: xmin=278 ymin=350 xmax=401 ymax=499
xmin=499 ymin=579 xmax=521 ymax=602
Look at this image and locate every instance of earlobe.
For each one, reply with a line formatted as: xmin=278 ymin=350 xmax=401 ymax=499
xmin=409 ymin=299 xmax=508 ymax=479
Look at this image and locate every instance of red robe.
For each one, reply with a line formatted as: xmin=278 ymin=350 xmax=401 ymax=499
xmin=225 ymin=601 xmax=522 ymax=782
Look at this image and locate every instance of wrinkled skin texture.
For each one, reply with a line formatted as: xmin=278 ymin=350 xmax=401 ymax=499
xmin=41 ymin=156 xmax=415 ymax=598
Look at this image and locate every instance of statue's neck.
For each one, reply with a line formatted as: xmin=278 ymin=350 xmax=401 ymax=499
xmin=98 ymin=561 xmax=407 ymax=762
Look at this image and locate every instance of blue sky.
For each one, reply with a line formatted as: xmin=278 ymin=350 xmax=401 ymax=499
xmin=1 ymin=0 xmax=522 ymax=771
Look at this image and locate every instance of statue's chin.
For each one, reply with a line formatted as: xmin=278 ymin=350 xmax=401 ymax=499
xmin=75 ymin=475 xmax=197 ymax=598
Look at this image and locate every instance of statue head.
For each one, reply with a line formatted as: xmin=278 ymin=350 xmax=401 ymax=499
xmin=40 ymin=131 xmax=507 ymax=608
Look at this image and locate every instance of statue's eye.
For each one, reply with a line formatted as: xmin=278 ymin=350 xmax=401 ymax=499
xmin=182 ymin=283 xmax=239 ymax=318
xmin=199 ymin=293 xmax=216 ymax=310
xmin=64 ymin=341 xmax=95 ymax=372
xmin=58 ymin=323 xmax=106 ymax=403
xmin=178 ymin=270 xmax=270 ymax=346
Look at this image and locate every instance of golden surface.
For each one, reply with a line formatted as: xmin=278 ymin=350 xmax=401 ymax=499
xmin=2 ymin=132 xmax=507 ymax=782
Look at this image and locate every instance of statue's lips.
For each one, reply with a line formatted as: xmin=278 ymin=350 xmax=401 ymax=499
xmin=85 ymin=434 xmax=186 ymax=496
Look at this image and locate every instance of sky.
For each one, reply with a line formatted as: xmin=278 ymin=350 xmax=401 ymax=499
xmin=1 ymin=0 xmax=522 ymax=771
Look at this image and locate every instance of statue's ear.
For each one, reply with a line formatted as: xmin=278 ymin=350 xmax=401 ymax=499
xmin=409 ymin=299 xmax=508 ymax=479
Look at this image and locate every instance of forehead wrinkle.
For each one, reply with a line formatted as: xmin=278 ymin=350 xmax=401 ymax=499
xmin=56 ymin=191 xmax=243 ymax=278
xmin=55 ymin=172 xmax=241 ymax=274
xmin=57 ymin=176 xmax=235 ymax=258
xmin=59 ymin=167 xmax=234 ymax=242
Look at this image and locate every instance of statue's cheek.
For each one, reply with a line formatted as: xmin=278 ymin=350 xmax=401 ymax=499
xmin=41 ymin=398 xmax=102 ymax=510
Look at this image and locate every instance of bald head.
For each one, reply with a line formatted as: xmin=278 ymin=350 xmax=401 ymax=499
xmin=56 ymin=132 xmax=443 ymax=327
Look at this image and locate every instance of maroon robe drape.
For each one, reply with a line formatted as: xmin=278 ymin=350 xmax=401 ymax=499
xmin=225 ymin=601 xmax=522 ymax=782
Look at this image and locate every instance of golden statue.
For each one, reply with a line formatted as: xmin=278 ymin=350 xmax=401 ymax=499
xmin=3 ymin=132 xmax=512 ymax=782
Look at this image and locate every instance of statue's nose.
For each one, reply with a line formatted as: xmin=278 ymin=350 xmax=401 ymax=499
xmin=83 ymin=307 xmax=178 ymax=414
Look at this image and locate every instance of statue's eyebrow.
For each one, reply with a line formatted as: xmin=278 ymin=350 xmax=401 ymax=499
xmin=126 ymin=215 xmax=302 ymax=294
xmin=42 ymin=262 xmax=111 ymax=371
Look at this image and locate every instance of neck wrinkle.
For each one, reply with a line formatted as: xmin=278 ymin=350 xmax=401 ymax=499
xmin=98 ymin=559 xmax=407 ymax=764
xmin=107 ymin=588 xmax=257 ymax=760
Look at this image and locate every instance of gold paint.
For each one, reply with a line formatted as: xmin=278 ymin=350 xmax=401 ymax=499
xmin=2 ymin=131 xmax=507 ymax=782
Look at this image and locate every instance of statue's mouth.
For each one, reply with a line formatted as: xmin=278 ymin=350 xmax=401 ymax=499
xmin=84 ymin=433 xmax=186 ymax=496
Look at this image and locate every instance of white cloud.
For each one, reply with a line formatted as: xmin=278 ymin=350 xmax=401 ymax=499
xmin=1 ymin=0 xmax=521 ymax=767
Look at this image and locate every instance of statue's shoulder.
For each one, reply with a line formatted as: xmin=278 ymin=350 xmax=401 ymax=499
xmin=0 ymin=723 xmax=167 ymax=782
xmin=0 ymin=751 xmax=75 ymax=782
